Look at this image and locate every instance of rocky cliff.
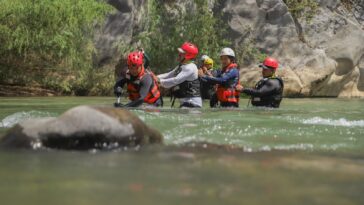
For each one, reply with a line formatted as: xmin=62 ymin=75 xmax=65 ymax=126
xmin=95 ymin=0 xmax=364 ymax=97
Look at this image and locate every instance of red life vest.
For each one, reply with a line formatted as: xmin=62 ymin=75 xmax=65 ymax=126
xmin=216 ymin=63 xmax=240 ymax=103
xmin=126 ymin=67 xmax=161 ymax=104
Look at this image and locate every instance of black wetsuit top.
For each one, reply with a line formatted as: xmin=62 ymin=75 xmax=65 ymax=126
xmin=242 ymin=77 xmax=284 ymax=108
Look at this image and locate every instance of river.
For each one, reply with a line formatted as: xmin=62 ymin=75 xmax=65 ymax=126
xmin=0 ymin=97 xmax=363 ymax=204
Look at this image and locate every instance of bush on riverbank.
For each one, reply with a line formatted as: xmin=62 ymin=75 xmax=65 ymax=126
xmin=0 ymin=0 xmax=113 ymax=95
xmin=136 ymin=0 xmax=231 ymax=72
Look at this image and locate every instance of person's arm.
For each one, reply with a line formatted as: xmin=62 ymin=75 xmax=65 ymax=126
xmin=123 ymin=75 xmax=153 ymax=107
xmin=242 ymin=80 xmax=277 ymax=97
xmin=201 ymin=69 xmax=238 ymax=85
xmin=114 ymin=77 xmax=127 ymax=96
xmin=211 ymin=70 xmax=219 ymax=77
xmin=157 ymin=67 xmax=177 ymax=79
xmin=159 ymin=65 xmax=196 ymax=89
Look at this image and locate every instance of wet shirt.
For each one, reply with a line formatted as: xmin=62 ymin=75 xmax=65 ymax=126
xmin=158 ymin=63 xmax=202 ymax=107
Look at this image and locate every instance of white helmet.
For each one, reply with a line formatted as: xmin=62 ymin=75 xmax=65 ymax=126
xmin=200 ymin=54 xmax=209 ymax=62
xmin=220 ymin=48 xmax=235 ymax=58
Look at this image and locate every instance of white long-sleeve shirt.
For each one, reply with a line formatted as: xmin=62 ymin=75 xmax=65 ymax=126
xmin=158 ymin=63 xmax=202 ymax=107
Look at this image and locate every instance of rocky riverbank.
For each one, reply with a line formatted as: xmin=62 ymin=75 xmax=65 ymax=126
xmin=95 ymin=0 xmax=364 ymax=98
xmin=1 ymin=0 xmax=363 ymax=97
xmin=0 ymin=84 xmax=59 ymax=97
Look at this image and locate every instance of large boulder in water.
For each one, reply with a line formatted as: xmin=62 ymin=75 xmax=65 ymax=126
xmin=0 ymin=106 xmax=163 ymax=150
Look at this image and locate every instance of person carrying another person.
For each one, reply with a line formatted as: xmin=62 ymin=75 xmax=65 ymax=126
xmin=157 ymin=42 xmax=202 ymax=108
xmin=114 ymin=51 xmax=162 ymax=107
xmin=199 ymin=48 xmax=240 ymax=108
xmin=236 ymin=57 xmax=284 ymax=108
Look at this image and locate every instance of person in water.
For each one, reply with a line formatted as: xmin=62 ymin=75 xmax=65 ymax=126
xmin=199 ymin=55 xmax=209 ymax=67
xmin=157 ymin=42 xmax=202 ymax=108
xmin=236 ymin=57 xmax=284 ymax=108
xmin=199 ymin=56 xmax=217 ymax=100
xmin=114 ymin=51 xmax=162 ymax=107
xmin=199 ymin=48 xmax=240 ymax=108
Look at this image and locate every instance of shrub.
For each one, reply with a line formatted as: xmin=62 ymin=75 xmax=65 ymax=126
xmin=283 ymin=0 xmax=319 ymax=22
xmin=137 ymin=0 xmax=231 ymax=72
xmin=0 ymin=0 xmax=113 ymax=94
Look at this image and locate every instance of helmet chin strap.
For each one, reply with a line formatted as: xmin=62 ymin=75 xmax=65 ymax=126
xmin=178 ymin=53 xmax=185 ymax=64
xmin=180 ymin=58 xmax=185 ymax=64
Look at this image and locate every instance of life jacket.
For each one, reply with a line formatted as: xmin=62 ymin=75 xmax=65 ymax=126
xmin=171 ymin=63 xmax=201 ymax=98
xmin=251 ymin=76 xmax=284 ymax=108
xmin=126 ymin=67 xmax=161 ymax=104
xmin=216 ymin=63 xmax=240 ymax=103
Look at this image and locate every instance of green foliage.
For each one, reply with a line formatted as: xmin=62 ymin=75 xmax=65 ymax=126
xmin=0 ymin=0 xmax=113 ymax=94
xmin=283 ymin=0 xmax=319 ymax=22
xmin=137 ymin=0 xmax=230 ymax=72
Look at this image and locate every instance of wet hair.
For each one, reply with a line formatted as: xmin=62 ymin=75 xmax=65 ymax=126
xmin=228 ymin=56 xmax=241 ymax=70
xmin=228 ymin=56 xmax=235 ymax=63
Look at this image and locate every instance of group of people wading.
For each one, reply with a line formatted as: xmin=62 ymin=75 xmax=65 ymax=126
xmin=114 ymin=42 xmax=284 ymax=109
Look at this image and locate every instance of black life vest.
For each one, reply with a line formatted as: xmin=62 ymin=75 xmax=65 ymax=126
xmin=171 ymin=64 xmax=201 ymax=98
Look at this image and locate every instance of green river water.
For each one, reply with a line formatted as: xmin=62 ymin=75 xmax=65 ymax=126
xmin=0 ymin=97 xmax=363 ymax=205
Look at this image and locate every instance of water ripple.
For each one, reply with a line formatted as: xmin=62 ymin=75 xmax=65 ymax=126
xmin=278 ymin=116 xmax=364 ymax=128
xmin=0 ymin=111 xmax=56 ymax=128
xmin=301 ymin=117 xmax=364 ymax=127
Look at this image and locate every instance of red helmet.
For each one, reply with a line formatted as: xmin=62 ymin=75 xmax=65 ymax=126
xmin=178 ymin=42 xmax=199 ymax=60
xmin=127 ymin=51 xmax=143 ymax=66
xmin=260 ymin=57 xmax=279 ymax=70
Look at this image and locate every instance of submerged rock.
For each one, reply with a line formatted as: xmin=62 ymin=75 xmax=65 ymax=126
xmin=0 ymin=106 xmax=163 ymax=150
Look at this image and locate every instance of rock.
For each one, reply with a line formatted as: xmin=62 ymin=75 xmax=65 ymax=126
xmin=298 ymin=0 xmax=364 ymax=97
xmin=94 ymin=0 xmax=364 ymax=97
xmin=226 ymin=0 xmax=364 ymax=97
xmin=0 ymin=106 xmax=163 ymax=150
xmin=94 ymin=0 xmax=147 ymax=67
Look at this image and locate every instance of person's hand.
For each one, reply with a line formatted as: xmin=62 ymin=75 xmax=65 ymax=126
xmin=235 ymin=84 xmax=244 ymax=92
xmin=198 ymin=69 xmax=205 ymax=77
xmin=138 ymin=47 xmax=144 ymax=53
xmin=205 ymin=69 xmax=213 ymax=77
xmin=156 ymin=77 xmax=161 ymax=86
xmin=202 ymin=66 xmax=208 ymax=73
